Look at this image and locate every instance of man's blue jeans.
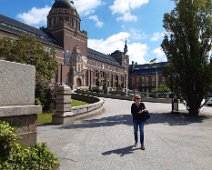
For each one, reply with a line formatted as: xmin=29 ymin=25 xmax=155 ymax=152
xmin=133 ymin=119 xmax=145 ymax=144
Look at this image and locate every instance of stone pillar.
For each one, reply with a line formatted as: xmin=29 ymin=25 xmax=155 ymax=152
xmin=52 ymin=85 xmax=74 ymax=124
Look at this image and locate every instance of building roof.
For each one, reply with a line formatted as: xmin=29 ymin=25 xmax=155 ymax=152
xmin=0 ymin=14 xmax=126 ymax=68
xmin=129 ymin=62 xmax=167 ymax=75
xmin=0 ymin=14 xmax=62 ymax=48
xmin=88 ymin=48 xmax=123 ymax=67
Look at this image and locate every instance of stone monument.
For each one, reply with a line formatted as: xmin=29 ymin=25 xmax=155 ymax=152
xmin=0 ymin=60 xmax=42 ymax=146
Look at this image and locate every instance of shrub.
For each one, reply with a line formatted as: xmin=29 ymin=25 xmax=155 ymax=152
xmin=35 ymin=98 xmax=42 ymax=105
xmin=35 ymin=80 xmax=54 ymax=111
xmin=151 ymin=84 xmax=171 ymax=93
xmin=0 ymin=121 xmax=59 ymax=170
xmin=0 ymin=121 xmax=16 ymax=160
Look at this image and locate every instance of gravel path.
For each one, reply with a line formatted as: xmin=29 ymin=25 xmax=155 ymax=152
xmin=37 ymin=98 xmax=212 ymax=170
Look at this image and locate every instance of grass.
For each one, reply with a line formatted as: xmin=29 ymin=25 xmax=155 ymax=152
xmin=37 ymin=112 xmax=52 ymax=124
xmin=37 ymin=99 xmax=88 ymax=124
xmin=71 ymin=99 xmax=88 ymax=106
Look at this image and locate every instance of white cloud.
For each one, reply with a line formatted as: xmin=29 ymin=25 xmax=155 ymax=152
xmin=110 ymin=0 xmax=149 ymax=22
xmin=17 ymin=6 xmax=50 ymax=25
xmin=151 ymin=32 xmax=165 ymax=41
xmin=151 ymin=47 xmax=167 ymax=62
xmin=128 ymin=43 xmax=149 ymax=64
xmin=88 ymin=15 xmax=103 ymax=28
xmin=16 ymin=0 xmax=103 ymax=26
xmin=88 ymin=32 xmax=149 ymax=64
xmin=88 ymin=32 xmax=130 ymax=54
xmin=129 ymin=28 xmax=148 ymax=41
xmin=74 ymin=0 xmax=102 ymax=16
xmin=117 ymin=12 xmax=137 ymax=22
xmin=110 ymin=0 xmax=149 ymax=14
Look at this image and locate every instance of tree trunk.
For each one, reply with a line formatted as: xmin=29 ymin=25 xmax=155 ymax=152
xmin=188 ymin=103 xmax=200 ymax=115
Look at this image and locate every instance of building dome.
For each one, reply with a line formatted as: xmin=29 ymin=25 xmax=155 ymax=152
xmin=52 ymin=0 xmax=76 ymax=10
xmin=112 ymin=50 xmax=123 ymax=56
xmin=49 ymin=0 xmax=79 ymax=18
xmin=47 ymin=0 xmax=80 ymax=30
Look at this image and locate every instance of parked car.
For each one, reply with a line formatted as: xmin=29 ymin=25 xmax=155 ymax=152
xmin=182 ymin=98 xmax=211 ymax=107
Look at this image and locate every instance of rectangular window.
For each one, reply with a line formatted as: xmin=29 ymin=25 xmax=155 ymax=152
xmin=78 ymin=64 xmax=81 ymax=72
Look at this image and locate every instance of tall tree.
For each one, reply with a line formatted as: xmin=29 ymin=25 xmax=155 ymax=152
xmin=161 ymin=0 xmax=212 ymax=115
xmin=0 ymin=34 xmax=57 ymax=110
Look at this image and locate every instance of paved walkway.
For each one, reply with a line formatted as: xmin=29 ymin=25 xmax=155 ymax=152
xmin=37 ymin=98 xmax=212 ymax=170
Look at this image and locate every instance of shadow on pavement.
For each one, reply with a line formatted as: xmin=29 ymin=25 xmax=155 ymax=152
xmin=58 ymin=112 xmax=209 ymax=129
xmin=148 ymin=112 xmax=209 ymax=126
xmin=102 ymin=145 xmax=140 ymax=157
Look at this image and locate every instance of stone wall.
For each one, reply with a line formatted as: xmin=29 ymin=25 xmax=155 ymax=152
xmin=75 ymin=89 xmax=172 ymax=103
xmin=0 ymin=60 xmax=42 ymax=146
xmin=71 ymin=93 xmax=104 ymax=120
xmin=52 ymin=85 xmax=104 ymax=124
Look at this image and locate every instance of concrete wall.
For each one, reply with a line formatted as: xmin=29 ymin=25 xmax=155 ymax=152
xmin=0 ymin=60 xmax=42 ymax=146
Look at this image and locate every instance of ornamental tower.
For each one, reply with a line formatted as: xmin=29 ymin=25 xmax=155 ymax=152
xmin=47 ymin=0 xmax=87 ymax=56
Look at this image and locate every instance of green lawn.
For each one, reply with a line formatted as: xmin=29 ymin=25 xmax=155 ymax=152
xmin=37 ymin=112 xmax=52 ymax=124
xmin=37 ymin=99 xmax=88 ymax=124
xmin=71 ymin=99 xmax=88 ymax=106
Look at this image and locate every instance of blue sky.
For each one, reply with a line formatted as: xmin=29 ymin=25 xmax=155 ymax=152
xmin=0 ymin=0 xmax=175 ymax=64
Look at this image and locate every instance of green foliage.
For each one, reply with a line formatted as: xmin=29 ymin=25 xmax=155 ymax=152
xmin=151 ymin=84 xmax=171 ymax=93
xmin=0 ymin=121 xmax=59 ymax=170
xmin=161 ymin=0 xmax=212 ymax=115
xmin=0 ymin=121 xmax=16 ymax=160
xmin=35 ymin=98 xmax=42 ymax=105
xmin=35 ymin=79 xmax=54 ymax=111
xmin=0 ymin=34 xmax=57 ymax=111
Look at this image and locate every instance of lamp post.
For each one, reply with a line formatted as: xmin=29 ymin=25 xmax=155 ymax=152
xmin=89 ymin=69 xmax=93 ymax=90
xmin=60 ymin=63 xmax=63 ymax=85
xmin=90 ymin=69 xmax=91 ymax=89
xmin=155 ymin=63 xmax=158 ymax=98
xmin=57 ymin=62 xmax=64 ymax=86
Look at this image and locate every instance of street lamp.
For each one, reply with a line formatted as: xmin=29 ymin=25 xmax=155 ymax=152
xmin=57 ymin=62 xmax=64 ymax=86
xmin=155 ymin=64 xmax=158 ymax=98
xmin=88 ymin=69 xmax=93 ymax=90
xmin=60 ymin=63 xmax=63 ymax=85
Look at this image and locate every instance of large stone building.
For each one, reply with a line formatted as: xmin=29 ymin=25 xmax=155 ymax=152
xmin=129 ymin=62 xmax=167 ymax=92
xmin=0 ymin=0 xmax=129 ymax=90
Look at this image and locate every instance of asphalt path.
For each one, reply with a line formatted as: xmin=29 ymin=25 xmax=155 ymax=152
xmin=37 ymin=98 xmax=212 ymax=170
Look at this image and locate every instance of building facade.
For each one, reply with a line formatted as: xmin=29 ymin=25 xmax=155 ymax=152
xmin=0 ymin=0 xmax=129 ymax=90
xmin=129 ymin=62 xmax=167 ymax=92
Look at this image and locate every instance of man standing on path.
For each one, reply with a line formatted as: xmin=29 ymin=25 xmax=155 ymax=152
xmin=131 ymin=94 xmax=147 ymax=150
